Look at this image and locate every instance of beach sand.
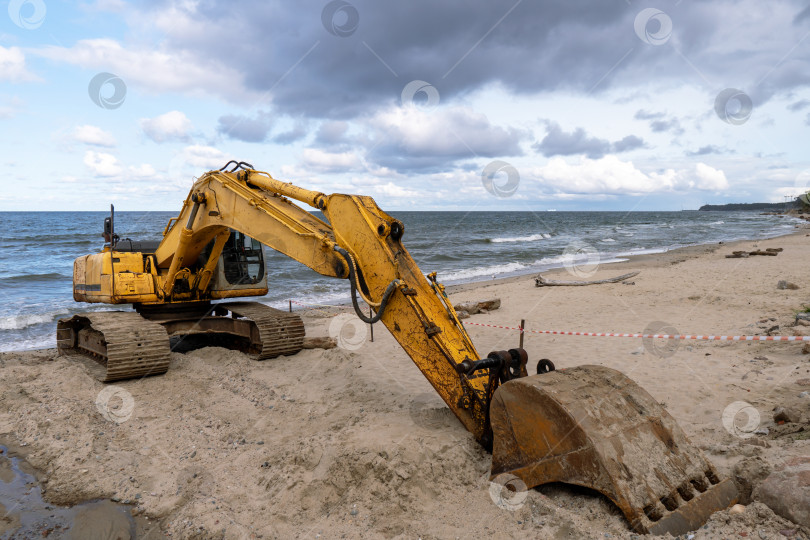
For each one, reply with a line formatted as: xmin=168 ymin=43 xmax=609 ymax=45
xmin=1 ymin=230 xmax=809 ymax=538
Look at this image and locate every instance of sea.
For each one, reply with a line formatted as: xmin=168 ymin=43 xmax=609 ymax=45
xmin=0 ymin=210 xmax=801 ymax=352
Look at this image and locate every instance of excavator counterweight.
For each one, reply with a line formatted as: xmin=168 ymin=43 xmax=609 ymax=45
xmin=59 ymin=162 xmax=736 ymax=535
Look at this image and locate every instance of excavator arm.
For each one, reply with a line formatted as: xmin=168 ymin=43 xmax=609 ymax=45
xmin=155 ymin=163 xmax=498 ymax=444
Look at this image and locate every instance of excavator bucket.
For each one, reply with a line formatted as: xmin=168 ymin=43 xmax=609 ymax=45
xmin=489 ymin=365 xmax=737 ymax=535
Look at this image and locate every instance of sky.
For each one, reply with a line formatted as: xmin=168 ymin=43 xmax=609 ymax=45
xmin=1 ymin=0 xmax=810 ymax=211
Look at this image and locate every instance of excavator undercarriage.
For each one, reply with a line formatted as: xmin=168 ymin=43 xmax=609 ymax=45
xmin=58 ymin=162 xmax=736 ymax=535
xmin=57 ymin=301 xmax=304 ymax=382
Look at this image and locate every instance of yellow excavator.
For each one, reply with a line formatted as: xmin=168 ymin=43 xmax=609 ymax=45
xmin=58 ymin=161 xmax=737 ymax=535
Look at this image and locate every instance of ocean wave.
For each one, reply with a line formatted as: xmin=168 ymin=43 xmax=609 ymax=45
xmin=601 ymin=238 xmax=616 ymax=243
xmin=440 ymin=261 xmax=528 ymax=282
xmin=0 ymin=273 xmax=68 ymax=284
xmin=711 ymin=221 xmax=725 ymax=225
xmin=489 ymin=233 xmax=551 ymax=243
xmin=0 ymin=312 xmax=58 ymax=330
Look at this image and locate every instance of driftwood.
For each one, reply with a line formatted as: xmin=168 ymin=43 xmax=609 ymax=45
xmin=727 ymin=247 xmax=782 ymax=258
xmin=534 ymin=271 xmax=640 ymax=287
xmin=453 ymin=299 xmax=501 ymax=315
xmin=302 ymin=336 xmax=337 ymax=350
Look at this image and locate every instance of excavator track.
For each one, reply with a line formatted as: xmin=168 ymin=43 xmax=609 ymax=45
xmin=218 ymin=302 xmax=305 ymax=360
xmin=56 ymin=311 xmax=171 ymax=382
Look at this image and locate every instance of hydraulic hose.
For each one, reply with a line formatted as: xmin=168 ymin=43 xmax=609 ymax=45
xmin=334 ymin=246 xmax=399 ymax=324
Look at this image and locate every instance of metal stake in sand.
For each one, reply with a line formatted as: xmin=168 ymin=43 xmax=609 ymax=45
xmin=519 ymin=319 xmax=525 ymax=349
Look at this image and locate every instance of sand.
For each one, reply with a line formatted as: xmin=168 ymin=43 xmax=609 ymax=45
xmin=1 ymin=229 xmax=810 ymax=539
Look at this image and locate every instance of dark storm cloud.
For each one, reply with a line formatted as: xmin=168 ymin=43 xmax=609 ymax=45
xmin=315 ymin=121 xmax=350 ymax=146
xmin=141 ymin=0 xmax=810 ymax=119
xmin=272 ymin=121 xmax=310 ymax=144
xmin=534 ymin=122 xmax=644 ymax=158
xmin=217 ymin=111 xmax=273 ymax=142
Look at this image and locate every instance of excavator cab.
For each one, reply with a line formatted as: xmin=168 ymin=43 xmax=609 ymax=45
xmin=221 ymin=231 xmax=265 ymax=286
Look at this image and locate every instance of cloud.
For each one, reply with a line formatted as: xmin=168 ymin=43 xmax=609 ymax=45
xmin=634 ymin=110 xmax=665 ymax=121
xmin=687 ymin=145 xmax=727 ymax=156
xmin=140 ymin=111 xmax=193 ymax=143
xmin=272 ymin=121 xmax=310 ymax=144
xmin=35 ymin=39 xmax=247 ymax=99
xmin=181 ymin=145 xmax=231 ymax=169
xmin=92 ymin=0 xmax=810 ymax=119
xmin=217 ymin=111 xmax=273 ymax=142
xmin=84 ymin=151 xmax=122 ymax=177
xmin=649 ymin=118 xmax=683 ymax=134
xmin=530 ymin=156 xmax=728 ymax=195
xmin=534 ymin=122 xmax=644 ymax=158
xmin=315 ymin=121 xmax=349 ymax=146
xmin=0 ymin=46 xmax=37 ymax=82
xmin=634 ymin=110 xmax=684 ymax=135
xmin=364 ymin=106 xmax=525 ymax=172
xmin=128 ymin=164 xmax=156 ymax=178
xmin=787 ymin=99 xmax=810 ymax=111
xmin=301 ymin=149 xmax=363 ymax=173
xmin=73 ymin=125 xmax=116 ymax=147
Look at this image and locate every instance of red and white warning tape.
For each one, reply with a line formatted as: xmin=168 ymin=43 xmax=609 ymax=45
xmin=289 ymin=299 xmax=342 ymax=309
xmin=461 ymin=321 xmax=810 ymax=342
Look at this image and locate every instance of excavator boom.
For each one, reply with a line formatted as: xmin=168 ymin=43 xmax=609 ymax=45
xmin=59 ymin=162 xmax=736 ymax=535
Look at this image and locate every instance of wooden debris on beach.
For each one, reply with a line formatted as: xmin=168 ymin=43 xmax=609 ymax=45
xmin=534 ymin=271 xmax=640 ymax=287
xmin=726 ymin=248 xmax=783 ymax=258
xmin=453 ymin=299 xmax=501 ymax=316
xmin=302 ymin=336 xmax=337 ymax=350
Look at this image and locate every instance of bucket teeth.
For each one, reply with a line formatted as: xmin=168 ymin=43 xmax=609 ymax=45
xmin=489 ymin=365 xmax=737 ymax=535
